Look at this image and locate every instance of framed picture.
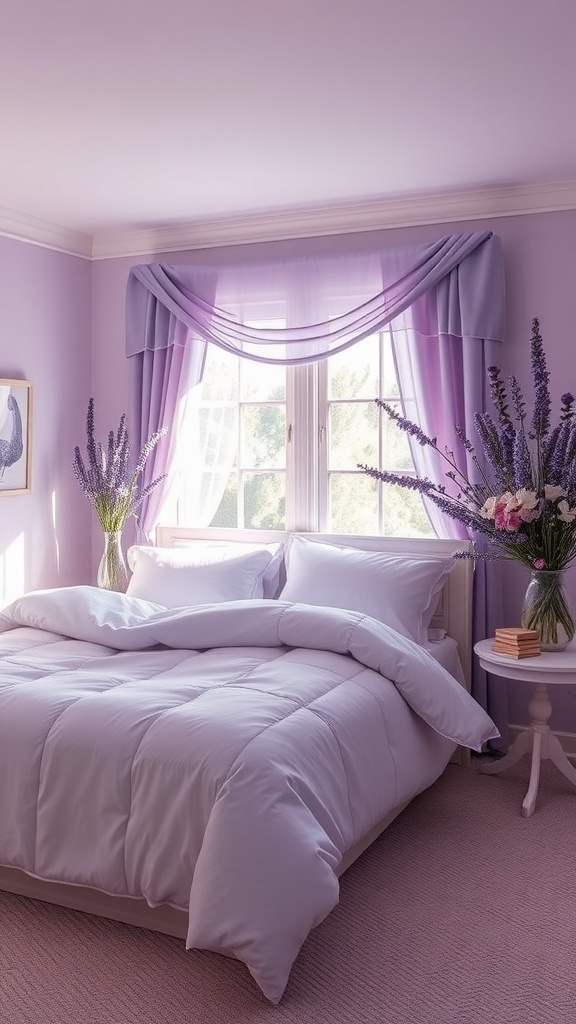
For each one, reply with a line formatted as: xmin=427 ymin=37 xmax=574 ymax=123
xmin=0 ymin=379 xmax=33 ymax=495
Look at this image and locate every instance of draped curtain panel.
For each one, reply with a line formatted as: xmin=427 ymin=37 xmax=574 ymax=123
xmin=390 ymin=298 xmax=507 ymax=747
xmin=128 ymin=293 xmax=210 ymax=537
xmin=125 ymin=230 xmax=506 ymax=740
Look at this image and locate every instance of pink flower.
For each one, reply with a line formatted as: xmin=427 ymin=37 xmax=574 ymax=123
xmin=533 ymin=558 xmax=546 ymax=569
xmin=494 ymin=494 xmax=524 ymax=532
xmin=494 ymin=509 xmax=518 ymax=531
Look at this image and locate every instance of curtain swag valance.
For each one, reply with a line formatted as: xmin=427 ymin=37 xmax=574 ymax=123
xmin=125 ymin=231 xmax=505 ymax=364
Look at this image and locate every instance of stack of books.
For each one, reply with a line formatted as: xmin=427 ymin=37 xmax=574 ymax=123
xmin=492 ymin=627 xmax=541 ymax=659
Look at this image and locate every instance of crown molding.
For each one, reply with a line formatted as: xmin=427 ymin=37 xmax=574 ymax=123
xmin=3 ymin=179 xmax=576 ymax=261
xmin=90 ymin=179 xmax=576 ymax=260
xmin=0 ymin=206 xmax=92 ymax=259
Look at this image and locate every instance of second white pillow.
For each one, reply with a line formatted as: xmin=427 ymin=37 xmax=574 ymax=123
xmin=279 ymin=536 xmax=454 ymax=645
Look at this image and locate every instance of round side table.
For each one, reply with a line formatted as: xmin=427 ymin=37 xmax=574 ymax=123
xmin=474 ymin=638 xmax=576 ymax=817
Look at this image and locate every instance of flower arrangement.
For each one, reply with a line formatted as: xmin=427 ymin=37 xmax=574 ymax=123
xmin=73 ymin=399 xmax=167 ymax=592
xmin=358 ymin=318 xmax=576 ymax=647
xmin=73 ymin=398 xmax=167 ymax=533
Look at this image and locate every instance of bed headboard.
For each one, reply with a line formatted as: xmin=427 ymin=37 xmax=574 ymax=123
xmin=155 ymin=527 xmax=474 ymax=691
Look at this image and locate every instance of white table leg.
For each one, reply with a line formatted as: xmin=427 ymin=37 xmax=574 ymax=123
xmin=547 ymin=732 xmax=576 ymax=787
xmin=480 ymin=679 xmax=576 ymax=815
xmin=522 ymin=729 xmax=543 ymax=818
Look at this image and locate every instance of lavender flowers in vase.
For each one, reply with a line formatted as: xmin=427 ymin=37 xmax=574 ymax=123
xmin=73 ymin=398 xmax=167 ymax=592
xmin=359 ymin=318 xmax=576 ymax=650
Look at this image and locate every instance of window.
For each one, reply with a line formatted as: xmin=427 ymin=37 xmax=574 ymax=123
xmin=171 ymin=315 xmax=433 ymax=538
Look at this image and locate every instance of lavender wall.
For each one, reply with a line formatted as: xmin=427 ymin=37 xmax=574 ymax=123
xmin=90 ymin=207 xmax=576 ymax=734
xmin=0 ymin=235 xmax=92 ymax=603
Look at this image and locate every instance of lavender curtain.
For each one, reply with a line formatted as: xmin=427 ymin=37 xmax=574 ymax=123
xmin=127 ymin=299 xmax=210 ymax=539
xmin=390 ymin=285 xmax=507 ymax=747
xmin=125 ymin=231 xmax=506 ymax=738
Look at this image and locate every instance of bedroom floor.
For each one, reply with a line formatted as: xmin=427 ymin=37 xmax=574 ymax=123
xmin=1 ymin=757 xmax=575 ymax=1024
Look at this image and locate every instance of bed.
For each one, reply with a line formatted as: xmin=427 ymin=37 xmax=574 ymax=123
xmin=0 ymin=530 xmax=498 ymax=1003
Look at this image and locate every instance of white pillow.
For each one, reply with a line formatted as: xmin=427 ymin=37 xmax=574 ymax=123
xmin=278 ymin=536 xmax=455 ymax=645
xmin=126 ymin=545 xmax=279 ymax=608
xmin=136 ymin=541 xmax=285 ymax=599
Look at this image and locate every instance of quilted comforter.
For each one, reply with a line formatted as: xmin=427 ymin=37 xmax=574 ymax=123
xmin=0 ymin=586 xmax=498 ymax=1002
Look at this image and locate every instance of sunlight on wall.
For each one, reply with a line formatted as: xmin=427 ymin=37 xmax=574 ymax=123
xmin=0 ymin=531 xmax=26 ymax=608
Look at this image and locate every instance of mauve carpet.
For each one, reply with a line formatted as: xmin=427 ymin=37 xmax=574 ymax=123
xmin=2 ymin=758 xmax=576 ymax=1024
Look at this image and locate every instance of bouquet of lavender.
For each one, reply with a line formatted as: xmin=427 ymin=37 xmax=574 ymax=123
xmin=73 ymin=398 xmax=167 ymax=534
xmin=358 ymin=318 xmax=576 ymax=647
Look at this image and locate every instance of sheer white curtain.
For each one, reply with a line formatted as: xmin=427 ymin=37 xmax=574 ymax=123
xmin=171 ymin=344 xmax=238 ymax=527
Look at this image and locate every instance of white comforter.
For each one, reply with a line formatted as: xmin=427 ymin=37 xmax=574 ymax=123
xmin=0 ymin=587 xmax=498 ymax=1002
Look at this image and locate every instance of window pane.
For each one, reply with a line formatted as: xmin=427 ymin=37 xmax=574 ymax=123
xmin=239 ymin=359 xmax=286 ymax=402
xmin=329 ymin=474 xmax=379 ymax=534
xmin=328 ymin=474 xmax=432 ymax=536
xmin=383 ymin=482 xmax=431 ymax=537
xmin=328 ymin=336 xmax=379 ymax=399
xmin=241 ymin=406 xmax=286 ymax=468
xmin=329 ymin=402 xmax=378 ymax=469
xmin=382 ymin=405 xmax=415 ymax=472
xmin=242 ymin=473 xmax=285 ymax=529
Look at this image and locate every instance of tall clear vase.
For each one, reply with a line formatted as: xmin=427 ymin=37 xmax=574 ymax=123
xmin=97 ymin=531 xmax=129 ymax=593
xmin=520 ymin=569 xmax=575 ymax=652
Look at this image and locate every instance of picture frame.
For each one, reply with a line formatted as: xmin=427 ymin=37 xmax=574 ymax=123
xmin=0 ymin=379 xmax=33 ymax=495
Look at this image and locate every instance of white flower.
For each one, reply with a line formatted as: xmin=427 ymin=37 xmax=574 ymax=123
xmin=557 ymin=499 xmax=576 ymax=523
xmin=479 ymin=496 xmax=498 ymax=519
xmin=545 ymin=484 xmax=566 ymax=502
xmin=511 ymin=488 xmax=540 ymax=522
xmin=515 ymin=488 xmax=538 ymax=510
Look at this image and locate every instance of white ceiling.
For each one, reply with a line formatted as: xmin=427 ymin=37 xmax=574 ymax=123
xmin=2 ymin=0 xmax=576 ymax=253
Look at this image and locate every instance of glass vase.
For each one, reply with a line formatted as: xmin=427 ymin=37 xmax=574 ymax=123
xmin=97 ymin=531 xmax=129 ymax=593
xmin=520 ymin=569 xmax=575 ymax=652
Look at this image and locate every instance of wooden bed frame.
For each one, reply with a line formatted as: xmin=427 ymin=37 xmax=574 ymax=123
xmin=0 ymin=529 xmax=473 ymax=940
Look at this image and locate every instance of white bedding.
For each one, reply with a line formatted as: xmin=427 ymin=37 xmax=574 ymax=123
xmin=425 ymin=634 xmax=466 ymax=684
xmin=0 ymin=587 xmax=497 ymax=1002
